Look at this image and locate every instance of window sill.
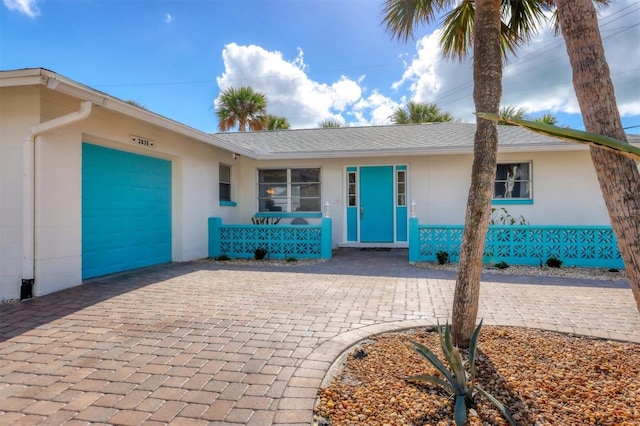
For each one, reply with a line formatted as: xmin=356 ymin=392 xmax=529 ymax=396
xmin=492 ymin=199 xmax=533 ymax=205
xmin=255 ymin=212 xmax=322 ymax=218
xmin=220 ymin=201 xmax=237 ymax=207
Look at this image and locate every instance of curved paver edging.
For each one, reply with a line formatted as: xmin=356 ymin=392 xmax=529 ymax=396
xmin=275 ymin=319 xmax=435 ymax=425
xmin=279 ymin=315 xmax=640 ymax=425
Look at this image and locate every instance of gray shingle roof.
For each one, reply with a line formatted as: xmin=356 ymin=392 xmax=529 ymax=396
xmin=211 ymin=122 xmax=590 ymax=159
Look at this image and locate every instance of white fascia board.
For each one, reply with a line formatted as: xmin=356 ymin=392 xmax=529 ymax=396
xmin=0 ymin=69 xmax=46 ymax=87
xmin=34 ymin=69 xmax=257 ymax=159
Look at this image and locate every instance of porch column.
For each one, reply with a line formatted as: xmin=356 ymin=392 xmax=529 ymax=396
xmin=208 ymin=217 xmax=222 ymax=258
xmin=321 ymin=218 xmax=332 ymax=259
xmin=408 ymin=217 xmax=420 ymax=262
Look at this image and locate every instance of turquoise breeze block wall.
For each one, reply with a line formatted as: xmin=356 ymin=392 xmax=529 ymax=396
xmin=209 ymin=218 xmax=332 ymax=259
xmin=409 ymin=221 xmax=623 ymax=269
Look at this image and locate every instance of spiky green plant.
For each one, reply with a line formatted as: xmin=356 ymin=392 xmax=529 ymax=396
xmin=403 ymin=321 xmax=515 ymax=426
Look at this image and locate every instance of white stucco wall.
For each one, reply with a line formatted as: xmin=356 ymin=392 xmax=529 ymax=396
xmin=0 ymin=86 xmax=41 ymax=301
xmin=0 ymin=87 xmax=235 ymax=301
xmin=234 ymin=150 xmax=610 ymax=247
xmin=0 ymin=82 xmax=615 ymax=302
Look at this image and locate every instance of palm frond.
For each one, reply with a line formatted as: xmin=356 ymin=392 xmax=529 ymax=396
xmin=439 ymin=1 xmax=474 ymax=60
xmin=382 ymin=0 xmax=452 ymax=42
xmin=477 ymin=112 xmax=640 ymax=161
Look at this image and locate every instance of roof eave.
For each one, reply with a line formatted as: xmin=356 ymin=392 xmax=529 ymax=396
xmin=0 ymin=68 xmax=258 ymax=159
xmin=248 ymin=141 xmax=590 ymax=160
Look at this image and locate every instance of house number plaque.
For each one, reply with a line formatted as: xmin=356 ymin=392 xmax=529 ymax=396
xmin=130 ymin=135 xmax=155 ymax=149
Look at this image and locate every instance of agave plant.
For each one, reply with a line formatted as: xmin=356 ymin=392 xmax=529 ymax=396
xmin=403 ymin=320 xmax=515 ymax=426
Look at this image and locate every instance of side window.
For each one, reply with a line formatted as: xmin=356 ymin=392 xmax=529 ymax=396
xmin=494 ymin=162 xmax=532 ymax=200
xmin=347 ymin=171 xmax=357 ymax=207
xmin=397 ymin=170 xmax=406 ymax=206
xmin=219 ymin=164 xmax=231 ymax=202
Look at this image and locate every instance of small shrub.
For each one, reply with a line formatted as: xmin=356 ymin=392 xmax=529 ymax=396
xmin=546 ymin=256 xmax=563 ymax=268
xmin=494 ymin=261 xmax=509 ymax=269
xmin=215 ymin=254 xmax=230 ymax=261
xmin=286 ymin=257 xmax=298 ymax=263
xmin=254 ymin=248 xmax=268 ymax=260
xmin=403 ymin=321 xmax=515 ymax=426
xmin=436 ymin=250 xmax=450 ymax=265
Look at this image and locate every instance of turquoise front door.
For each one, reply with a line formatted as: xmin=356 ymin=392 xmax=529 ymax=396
xmin=359 ymin=166 xmax=394 ymax=243
xmin=82 ymin=143 xmax=172 ymax=279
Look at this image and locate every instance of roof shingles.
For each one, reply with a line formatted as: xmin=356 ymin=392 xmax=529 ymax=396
xmin=211 ymin=123 xmax=581 ymax=158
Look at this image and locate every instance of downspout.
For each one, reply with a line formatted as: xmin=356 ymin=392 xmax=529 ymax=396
xmin=21 ymin=100 xmax=93 ymax=300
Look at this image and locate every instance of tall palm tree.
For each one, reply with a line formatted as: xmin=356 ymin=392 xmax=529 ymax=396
xmin=382 ymin=0 xmax=628 ymax=344
xmin=556 ymin=0 xmax=640 ymax=312
xmin=383 ymin=0 xmax=519 ymax=346
xmin=390 ymin=101 xmax=453 ymax=124
xmin=215 ymin=86 xmax=267 ymax=132
xmin=265 ymin=115 xmax=290 ymax=130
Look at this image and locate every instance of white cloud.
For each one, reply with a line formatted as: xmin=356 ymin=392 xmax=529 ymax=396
xmin=165 ymin=13 xmax=173 ymax=24
xmin=352 ymin=90 xmax=401 ymax=126
xmin=3 ymin=0 xmax=40 ymax=17
xmin=393 ymin=0 xmax=639 ymax=124
xmin=391 ymin=30 xmax=443 ymax=95
xmin=216 ymin=43 xmax=394 ymax=129
xmin=214 ymin=2 xmax=637 ymax=130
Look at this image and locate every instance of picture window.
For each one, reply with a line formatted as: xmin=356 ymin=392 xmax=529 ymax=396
xmin=258 ymin=168 xmax=321 ymax=212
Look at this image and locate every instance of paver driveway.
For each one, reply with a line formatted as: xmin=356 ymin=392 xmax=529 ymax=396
xmin=1 ymin=248 xmax=638 ymax=425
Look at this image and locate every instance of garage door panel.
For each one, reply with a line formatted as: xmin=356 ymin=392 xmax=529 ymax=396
xmin=82 ymin=143 xmax=171 ymax=279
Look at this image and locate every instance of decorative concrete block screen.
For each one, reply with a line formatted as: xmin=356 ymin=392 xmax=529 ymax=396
xmin=208 ymin=217 xmax=332 ymax=259
xmin=409 ymin=218 xmax=623 ymax=268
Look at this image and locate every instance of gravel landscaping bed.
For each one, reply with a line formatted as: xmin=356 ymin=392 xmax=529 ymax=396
xmin=315 ymin=326 xmax=640 ymax=426
xmin=413 ymin=261 xmax=627 ymax=281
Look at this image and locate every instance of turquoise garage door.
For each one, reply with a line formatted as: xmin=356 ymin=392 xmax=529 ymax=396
xmin=82 ymin=143 xmax=172 ymax=279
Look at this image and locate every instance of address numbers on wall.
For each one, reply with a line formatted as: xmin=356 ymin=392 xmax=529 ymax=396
xmin=130 ymin=135 xmax=155 ymax=149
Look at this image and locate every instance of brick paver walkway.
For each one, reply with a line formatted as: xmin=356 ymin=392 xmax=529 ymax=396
xmin=1 ymin=248 xmax=638 ymax=425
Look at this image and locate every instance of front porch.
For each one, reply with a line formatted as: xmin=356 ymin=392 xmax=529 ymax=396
xmin=208 ymin=216 xmax=624 ymax=269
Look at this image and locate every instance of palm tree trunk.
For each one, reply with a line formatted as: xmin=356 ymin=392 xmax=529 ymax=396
xmin=556 ymin=0 xmax=640 ymax=313
xmin=452 ymin=0 xmax=503 ymax=348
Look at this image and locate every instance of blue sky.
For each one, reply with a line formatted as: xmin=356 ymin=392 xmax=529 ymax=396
xmin=2 ymin=0 xmax=639 ymax=133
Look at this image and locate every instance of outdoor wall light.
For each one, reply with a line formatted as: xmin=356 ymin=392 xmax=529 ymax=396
xmin=324 ymin=202 xmax=331 ymax=218
xmin=410 ymin=200 xmax=417 ymax=218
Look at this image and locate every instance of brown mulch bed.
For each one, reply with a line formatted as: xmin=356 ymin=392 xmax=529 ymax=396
xmin=314 ymin=326 xmax=640 ymax=425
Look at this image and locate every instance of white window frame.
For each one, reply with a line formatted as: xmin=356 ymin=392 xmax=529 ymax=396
xmin=219 ymin=163 xmax=232 ymax=202
xmin=493 ymin=161 xmax=533 ymax=201
xmin=257 ymin=168 xmax=322 ymax=212
xmin=396 ymin=169 xmax=406 ymax=207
